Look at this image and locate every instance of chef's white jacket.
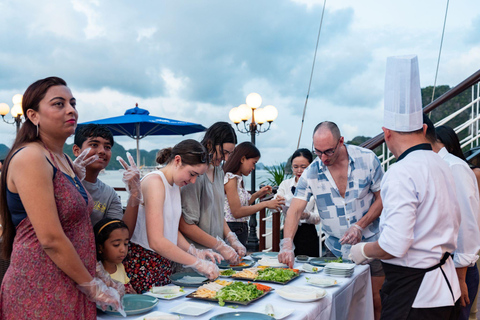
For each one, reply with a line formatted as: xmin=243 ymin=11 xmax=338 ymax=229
xmin=378 ymin=148 xmax=461 ymax=308
xmin=438 ymin=147 xmax=480 ymax=268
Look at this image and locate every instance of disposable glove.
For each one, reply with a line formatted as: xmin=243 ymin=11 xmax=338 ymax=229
xmin=278 ymin=238 xmax=295 ymax=269
xmin=349 ymin=242 xmax=370 ymax=265
xmin=77 ymin=278 xmax=125 ymax=316
xmin=184 ymin=258 xmax=220 ymax=280
xmin=340 ymin=224 xmax=364 ymax=245
xmin=300 ymin=211 xmax=321 ymax=225
xmin=73 ymin=148 xmax=99 ymax=180
xmin=117 ymin=152 xmax=142 ymax=206
xmin=187 ymin=243 xmax=223 ymax=264
xmin=213 ymin=236 xmax=241 ymax=265
xmin=95 ymin=262 xmax=125 ymax=300
xmin=226 ymin=231 xmax=246 ymax=257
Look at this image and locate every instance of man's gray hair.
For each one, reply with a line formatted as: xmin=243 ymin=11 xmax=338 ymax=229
xmin=313 ymin=121 xmax=341 ymax=140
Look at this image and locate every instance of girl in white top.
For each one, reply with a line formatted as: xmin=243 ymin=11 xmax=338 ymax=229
xmin=276 ymin=148 xmax=320 ymax=257
xmin=124 ymin=139 xmax=221 ymax=293
xmin=223 ymin=142 xmax=285 ymax=246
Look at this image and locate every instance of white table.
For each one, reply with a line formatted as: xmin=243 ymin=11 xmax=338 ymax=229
xmin=97 ymin=264 xmax=374 ymax=320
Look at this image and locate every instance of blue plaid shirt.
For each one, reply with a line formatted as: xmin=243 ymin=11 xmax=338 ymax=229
xmin=295 ymin=144 xmax=384 ymax=257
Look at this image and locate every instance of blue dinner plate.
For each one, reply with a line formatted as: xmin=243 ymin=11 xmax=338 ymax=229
xmin=100 ymin=294 xmax=158 ymax=316
xmin=309 ymin=257 xmax=341 ymax=266
xmin=250 ymin=252 xmax=278 ymax=261
xmin=217 ymin=258 xmax=256 ymax=270
xmin=210 ymin=312 xmax=275 ymax=319
xmin=168 ymin=271 xmax=210 ymax=287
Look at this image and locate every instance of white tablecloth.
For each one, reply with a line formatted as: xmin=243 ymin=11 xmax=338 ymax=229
xmin=97 ymin=264 xmax=374 ymax=320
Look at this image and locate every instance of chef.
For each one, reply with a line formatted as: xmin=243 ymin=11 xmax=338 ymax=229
xmin=350 ymin=55 xmax=462 ymax=320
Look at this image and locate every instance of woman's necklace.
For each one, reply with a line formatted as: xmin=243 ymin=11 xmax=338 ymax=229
xmin=52 ymin=153 xmax=80 ymax=190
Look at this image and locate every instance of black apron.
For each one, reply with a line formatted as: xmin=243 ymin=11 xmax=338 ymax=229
xmin=380 ymin=252 xmax=454 ymax=320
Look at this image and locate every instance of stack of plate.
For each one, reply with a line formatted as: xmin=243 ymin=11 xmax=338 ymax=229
xmin=324 ymin=263 xmax=355 ymax=277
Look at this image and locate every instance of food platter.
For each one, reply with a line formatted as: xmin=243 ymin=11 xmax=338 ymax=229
xmin=168 ymin=272 xmax=210 ymax=287
xmin=217 ymin=258 xmax=256 ymax=270
xmin=231 ymin=267 xmax=301 ymax=285
xmin=186 ymin=280 xmax=273 ymax=305
xmin=100 ymin=294 xmax=159 ymax=316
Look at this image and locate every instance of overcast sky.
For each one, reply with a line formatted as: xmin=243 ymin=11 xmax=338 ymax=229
xmin=1 ymin=0 xmax=479 ymax=165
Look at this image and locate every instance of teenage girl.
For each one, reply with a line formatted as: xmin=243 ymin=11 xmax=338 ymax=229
xmin=180 ymin=122 xmax=245 ymax=264
xmin=223 ymin=142 xmax=285 ymax=246
xmin=124 ymin=139 xmax=221 ymax=293
xmin=94 ymin=218 xmax=136 ymax=294
xmin=276 ymin=148 xmax=320 ymax=257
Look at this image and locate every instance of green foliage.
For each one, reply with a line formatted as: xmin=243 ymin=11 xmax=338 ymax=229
xmin=261 ymin=163 xmax=290 ymax=187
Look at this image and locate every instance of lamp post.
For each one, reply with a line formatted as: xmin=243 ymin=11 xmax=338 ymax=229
xmin=0 ymin=94 xmax=24 ymax=134
xmin=229 ymin=93 xmax=278 ymax=252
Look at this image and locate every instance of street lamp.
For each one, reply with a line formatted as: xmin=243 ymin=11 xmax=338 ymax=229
xmin=0 ymin=94 xmax=24 ymax=134
xmin=229 ymin=92 xmax=278 ymax=251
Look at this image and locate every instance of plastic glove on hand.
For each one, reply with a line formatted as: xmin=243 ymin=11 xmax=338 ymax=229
xmin=226 ymin=232 xmax=246 ymax=257
xmin=77 ymin=278 xmax=125 ymax=316
xmin=187 ymin=243 xmax=223 ymax=264
xmin=117 ymin=152 xmax=142 ymax=206
xmin=278 ymin=238 xmax=295 ymax=268
xmin=305 ymin=213 xmax=321 ymax=225
xmin=340 ymin=224 xmax=363 ymax=245
xmin=349 ymin=242 xmax=370 ymax=265
xmin=95 ymin=262 xmax=125 ymax=299
xmin=213 ymin=236 xmax=241 ymax=265
xmin=185 ymin=258 xmax=220 ymax=280
xmin=73 ymin=148 xmax=99 ymax=181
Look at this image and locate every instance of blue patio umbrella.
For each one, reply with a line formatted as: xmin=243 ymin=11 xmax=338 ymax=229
xmin=79 ymin=104 xmax=207 ymax=165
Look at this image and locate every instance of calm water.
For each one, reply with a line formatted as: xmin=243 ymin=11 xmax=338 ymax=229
xmin=100 ymin=169 xmax=271 ymax=206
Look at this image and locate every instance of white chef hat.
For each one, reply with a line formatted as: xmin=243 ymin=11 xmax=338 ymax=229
xmin=383 ymin=55 xmax=423 ymax=132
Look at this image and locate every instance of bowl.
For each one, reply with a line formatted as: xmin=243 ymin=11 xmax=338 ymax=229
xmin=296 ymin=255 xmax=309 ymax=262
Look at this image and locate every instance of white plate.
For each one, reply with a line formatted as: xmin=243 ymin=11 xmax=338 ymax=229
xmin=169 ymin=301 xmax=214 ymax=316
xmin=306 ymin=277 xmax=339 ymax=288
xmin=276 ymin=286 xmax=327 ymax=302
xmin=144 ymin=290 xmax=188 ymax=300
xmin=134 ymin=311 xmax=181 ymax=320
xmin=252 ymin=305 xmax=295 ymax=319
xmin=324 ymin=263 xmax=356 ymax=270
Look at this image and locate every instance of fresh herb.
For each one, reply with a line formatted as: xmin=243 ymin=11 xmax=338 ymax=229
xmin=256 ymin=267 xmax=298 ymax=282
xmin=215 ymin=282 xmax=263 ymax=306
xmin=220 ymin=269 xmax=236 ymax=276
xmin=326 ymin=257 xmax=343 ymax=263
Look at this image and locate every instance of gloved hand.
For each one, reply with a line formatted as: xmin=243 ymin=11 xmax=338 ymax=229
xmin=265 ymin=196 xmax=286 ymax=212
xmin=278 ymin=238 xmax=295 ymax=269
xmin=349 ymin=242 xmax=370 ymax=265
xmin=225 ymin=232 xmax=247 ymax=257
xmin=300 ymin=211 xmax=321 ymax=225
xmin=117 ymin=152 xmax=142 ymax=206
xmin=187 ymin=243 xmax=223 ymax=264
xmin=340 ymin=224 xmax=363 ymax=245
xmin=213 ymin=236 xmax=241 ymax=265
xmin=73 ymin=148 xmax=99 ymax=180
xmin=77 ymin=278 xmax=125 ymax=316
xmin=184 ymin=258 xmax=220 ymax=280
xmin=95 ymin=262 xmax=125 ymax=300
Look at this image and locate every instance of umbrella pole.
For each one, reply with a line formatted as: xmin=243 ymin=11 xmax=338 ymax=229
xmin=136 ymin=124 xmax=141 ymax=166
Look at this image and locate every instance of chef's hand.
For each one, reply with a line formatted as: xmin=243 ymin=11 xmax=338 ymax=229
xmin=117 ymin=152 xmax=142 ymax=206
xmin=459 ymin=279 xmax=470 ymax=307
xmin=187 ymin=243 xmax=223 ymax=264
xmin=73 ymin=148 xmax=99 ymax=181
xmin=340 ymin=224 xmax=363 ymax=245
xmin=185 ymin=258 xmax=220 ymax=280
xmin=300 ymin=212 xmax=321 ymax=225
xmin=77 ymin=278 xmax=125 ymax=316
xmin=213 ymin=236 xmax=241 ymax=265
xmin=278 ymin=238 xmax=295 ymax=269
xmin=226 ymin=232 xmax=247 ymax=257
xmin=349 ymin=242 xmax=371 ymax=265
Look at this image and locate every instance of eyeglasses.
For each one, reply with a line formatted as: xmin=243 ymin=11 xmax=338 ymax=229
xmin=292 ymin=165 xmax=308 ymax=171
xmin=312 ymin=139 xmax=340 ymax=157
